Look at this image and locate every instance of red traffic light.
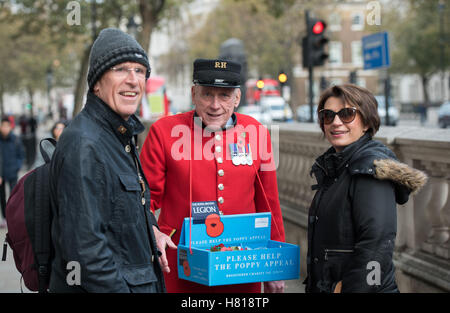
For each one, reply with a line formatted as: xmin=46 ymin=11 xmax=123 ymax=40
xmin=312 ymin=21 xmax=325 ymax=34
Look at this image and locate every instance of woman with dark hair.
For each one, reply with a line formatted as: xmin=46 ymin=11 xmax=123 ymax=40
xmin=305 ymin=84 xmax=427 ymax=293
xmin=51 ymin=120 xmax=67 ymax=141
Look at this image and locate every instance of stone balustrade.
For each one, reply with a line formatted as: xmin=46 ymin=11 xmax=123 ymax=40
xmin=139 ymin=119 xmax=450 ymax=292
xmin=275 ymin=122 xmax=450 ymax=292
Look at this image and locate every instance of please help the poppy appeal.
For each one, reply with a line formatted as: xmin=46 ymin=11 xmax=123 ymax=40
xmin=177 ymin=212 xmax=300 ymax=286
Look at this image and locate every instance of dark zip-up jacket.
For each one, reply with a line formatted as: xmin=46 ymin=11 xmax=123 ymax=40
xmin=0 ymin=132 xmax=24 ymax=180
xmin=49 ymin=92 xmax=165 ymax=293
xmin=305 ymin=133 xmax=427 ymax=293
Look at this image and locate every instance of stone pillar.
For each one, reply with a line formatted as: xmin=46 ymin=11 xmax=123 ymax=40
xmin=435 ymin=178 xmax=450 ymax=259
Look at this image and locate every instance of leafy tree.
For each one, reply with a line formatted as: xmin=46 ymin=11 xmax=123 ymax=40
xmin=159 ymin=0 xmax=328 ymax=109
xmin=0 ymin=7 xmax=21 ymax=116
xmin=374 ymin=0 xmax=449 ymax=106
xmin=6 ymin=0 xmax=187 ymax=117
xmin=0 ymin=3 xmax=80 ymax=116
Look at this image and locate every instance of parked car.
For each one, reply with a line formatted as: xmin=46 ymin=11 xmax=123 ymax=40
xmin=238 ymin=105 xmax=272 ymax=125
xmin=375 ymin=96 xmax=399 ymax=126
xmin=296 ymin=104 xmax=318 ymax=123
xmin=260 ymin=96 xmax=293 ymax=122
xmin=438 ymin=101 xmax=450 ymax=128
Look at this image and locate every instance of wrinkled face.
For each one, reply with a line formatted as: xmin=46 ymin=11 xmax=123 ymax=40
xmin=323 ymin=96 xmax=368 ymax=152
xmin=94 ymin=61 xmax=146 ymax=120
xmin=0 ymin=121 xmax=11 ymax=138
xmin=192 ymin=85 xmax=240 ymax=131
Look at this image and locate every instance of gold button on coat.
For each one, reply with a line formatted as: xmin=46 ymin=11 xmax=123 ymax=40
xmin=125 ymin=145 xmax=131 ymax=153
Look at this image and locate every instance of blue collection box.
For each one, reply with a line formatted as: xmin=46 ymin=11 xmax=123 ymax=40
xmin=177 ymin=212 xmax=300 ymax=286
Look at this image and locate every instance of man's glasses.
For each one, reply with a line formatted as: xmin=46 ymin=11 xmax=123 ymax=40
xmin=318 ymin=107 xmax=358 ymax=125
xmin=110 ymin=66 xmax=147 ymax=79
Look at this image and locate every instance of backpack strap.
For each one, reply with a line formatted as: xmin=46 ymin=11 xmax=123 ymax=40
xmin=39 ymin=138 xmax=57 ymax=163
xmin=33 ymin=164 xmax=52 ymax=293
xmin=24 ymin=138 xmax=56 ymax=293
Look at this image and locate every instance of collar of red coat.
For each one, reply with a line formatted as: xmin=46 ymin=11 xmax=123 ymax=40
xmin=192 ymin=110 xmax=237 ymax=132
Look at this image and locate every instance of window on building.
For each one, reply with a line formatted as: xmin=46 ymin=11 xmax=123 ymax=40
xmin=351 ymin=13 xmax=364 ymax=31
xmin=329 ymin=13 xmax=341 ymax=32
xmin=329 ymin=78 xmax=343 ymax=87
xmin=351 ymin=41 xmax=363 ymax=66
xmin=356 ymin=77 xmax=366 ymax=88
xmin=328 ymin=41 xmax=342 ymax=66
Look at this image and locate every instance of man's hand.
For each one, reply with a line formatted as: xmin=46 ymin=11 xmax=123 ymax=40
xmin=264 ymin=280 xmax=285 ymax=293
xmin=152 ymin=226 xmax=177 ymax=273
xmin=0 ymin=177 xmax=3 ymax=185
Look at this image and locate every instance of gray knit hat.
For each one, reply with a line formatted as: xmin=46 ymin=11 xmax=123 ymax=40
xmin=87 ymin=28 xmax=151 ymax=91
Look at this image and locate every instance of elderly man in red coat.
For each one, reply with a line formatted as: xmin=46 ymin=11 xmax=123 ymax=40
xmin=140 ymin=58 xmax=286 ymax=293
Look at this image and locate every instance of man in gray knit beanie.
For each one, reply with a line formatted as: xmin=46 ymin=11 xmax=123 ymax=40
xmin=48 ymin=27 xmax=166 ymax=292
xmin=87 ymin=27 xmax=151 ymax=121
xmin=87 ymin=28 xmax=150 ymax=91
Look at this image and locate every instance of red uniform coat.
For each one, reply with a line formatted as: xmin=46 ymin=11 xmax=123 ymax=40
xmin=140 ymin=110 xmax=286 ymax=293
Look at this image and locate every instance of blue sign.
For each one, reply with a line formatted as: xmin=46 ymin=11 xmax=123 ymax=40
xmin=362 ymin=32 xmax=390 ymax=70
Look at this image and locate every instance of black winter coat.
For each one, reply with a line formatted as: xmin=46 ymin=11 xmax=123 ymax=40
xmin=305 ymin=133 xmax=427 ymax=293
xmin=49 ymin=92 xmax=165 ymax=293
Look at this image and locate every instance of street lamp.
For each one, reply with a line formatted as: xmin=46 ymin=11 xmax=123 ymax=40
xmin=219 ymin=38 xmax=248 ymax=106
xmin=127 ymin=15 xmax=138 ymax=39
xmin=46 ymin=66 xmax=53 ymax=118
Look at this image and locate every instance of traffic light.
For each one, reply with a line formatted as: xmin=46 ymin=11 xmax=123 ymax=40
xmin=278 ymin=72 xmax=288 ymax=85
xmin=302 ymin=17 xmax=329 ymax=68
xmin=310 ymin=19 xmax=328 ymax=66
xmin=302 ymin=37 xmax=310 ymax=68
xmin=256 ymin=78 xmax=265 ymax=90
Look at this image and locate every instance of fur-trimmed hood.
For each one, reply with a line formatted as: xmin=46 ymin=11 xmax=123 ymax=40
xmin=373 ymin=159 xmax=428 ymax=195
xmin=347 ymin=141 xmax=428 ymax=204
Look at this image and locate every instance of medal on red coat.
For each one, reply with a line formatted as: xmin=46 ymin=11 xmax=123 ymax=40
xmin=230 ymin=143 xmax=241 ymax=165
xmin=239 ymin=146 xmax=247 ymax=165
xmin=246 ymin=144 xmax=253 ymax=166
xmin=230 ymin=133 xmax=253 ymax=166
xmin=237 ymin=133 xmax=247 ymax=165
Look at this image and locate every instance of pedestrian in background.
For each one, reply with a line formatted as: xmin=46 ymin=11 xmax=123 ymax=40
xmin=0 ymin=117 xmax=25 ymax=228
xmin=305 ymin=84 xmax=427 ymax=293
xmin=140 ymin=58 xmax=286 ymax=293
xmin=50 ymin=120 xmax=68 ymax=141
xmin=49 ymin=28 xmax=165 ymax=292
xmin=18 ymin=114 xmax=38 ymax=169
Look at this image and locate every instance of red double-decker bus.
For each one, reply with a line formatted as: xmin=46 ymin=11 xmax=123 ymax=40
xmin=245 ymin=78 xmax=280 ymax=105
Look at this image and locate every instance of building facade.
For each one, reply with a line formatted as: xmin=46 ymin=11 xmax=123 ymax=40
xmin=293 ymin=1 xmax=380 ymax=109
